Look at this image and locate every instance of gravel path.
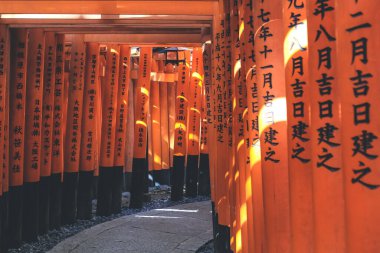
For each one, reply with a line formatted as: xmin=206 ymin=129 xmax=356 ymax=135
xmin=9 ymin=186 xmax=210 ymax=253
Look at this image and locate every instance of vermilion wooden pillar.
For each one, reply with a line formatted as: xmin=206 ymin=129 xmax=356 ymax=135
xmin=160 ymin=62 xmax=170 ymax=183
xmin=77 ymin=42 xmax=99 ymax=220
xmin=49 ymin=34 xmax=65 ymax=229
xmin=8 ymin=28 xmax=28 ymax=248
xmin=130 ymin=47 xmax=152 ymax=208
xmin=307 ymin=1 xmax=346 ymax=252
xmin=97 ymin=44 xmax=120 ymax=216
xmin=283 ymin=1 xmax=314 ymax=252
xmin=186 ymin=47 xmax=203 ymax=197
xmin=255 ymin=0 xmax=291 ymax=252
xmin=0 ymin=24 xmax=9 ymax=251
xmin=113 ymin=45 xmax=131 ymax=213
xmin=23 ymin=29 xmax=45 ymax=241
xmin=124 ymin=75 xmax=136 ymax=192
xmin=150 ymin=59 xmax=162 ymax=180
xmin=336 ymin=1 xmax=379 ymax=252
xmin=198 ymin=44 xmax=211 ymax=196
xmin=93 ymin=48 xmax=106 ymax=198
xmin=213 ymin=1 xmax=232 ymax=250
xmin=167 ymin=64 xmax=176 ymax=185
xmin=171 ymin=52 xmax=190 ymax=201
xmin=39 ymin=31 xmax=56 ymax=234
xmin=62 ymin=34 xmax=86 ymax=224
xmin=230 ymin=0 xmax=250 ymax=251
xmin=242 ymin=0 xmax=266 ymax=252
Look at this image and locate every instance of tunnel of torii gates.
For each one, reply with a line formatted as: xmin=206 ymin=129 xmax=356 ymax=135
xmin=0 ymin=0 xmax=379 ymax=253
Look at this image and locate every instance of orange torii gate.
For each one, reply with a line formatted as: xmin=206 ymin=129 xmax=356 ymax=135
xmin=0 ymin=1 xmax=379 ymax=251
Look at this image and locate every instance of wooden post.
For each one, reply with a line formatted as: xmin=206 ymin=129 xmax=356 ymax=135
xmin=171 ymin=52 xmax=190 ymax=201
xmin=23 ymin=28 xmax=45 ymax=241
xmin=124 ymin=69 xmax=136 ymax=192
xmin=49 ymin=34 xmax=65 ymax=229
xmin=0 ymin=24 xmax=9 ymax=251
xmin=307 ymin=1 xmax=346 ymax=252
xmin=39 ymin=31 xmax=56 ymax=234
xmin=167 ymin=64 xmax=176 ymax=185
xmin=213 ymin=1 xmax=232 ymax=250
xmin=113 ymin=45 xmax=131 ymax=213
xmin=130 ymin=47 xmax=152 ymax=208
xmin=93 ymin=47 xmax=106 ymax=198
xmin=150 ymin=59 xmax=162 ymax=182
xmin=336 ymin=1 xmax=379 ymax=252
xmin=198 ymin=43 xmax=211 ymax=196
xmin=8 ymin=28 xmax=28 ymax=247
xmin=160 ymin=62 xmax=170 ymax=182
xmin=186 ymin=47 xmax=203 ymax=197
xmin=97 ymin=44 xmax=120 ymax=216
xmin=283 ymin=1 xmax=314 ymax=252
xmin=77 ymin=42 xmax=99 ymax=219
xmin=246 ymin=1 xmax=266 ymax=252
xmin=62 ymin=34 xmax=86 ymax=224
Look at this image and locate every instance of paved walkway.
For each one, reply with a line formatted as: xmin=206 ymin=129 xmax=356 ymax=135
xmin=49 ymin=201 xmax=213 ymax=253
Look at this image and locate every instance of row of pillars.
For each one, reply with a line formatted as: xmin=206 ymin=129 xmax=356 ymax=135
xmin=207 ymin=0 xmax=379 ymax=253
xmin=0 ymin=26 xmax=212 ymax=252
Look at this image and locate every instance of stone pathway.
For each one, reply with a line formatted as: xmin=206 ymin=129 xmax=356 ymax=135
xmin=48 ymin=201 xmax=212 ymax=253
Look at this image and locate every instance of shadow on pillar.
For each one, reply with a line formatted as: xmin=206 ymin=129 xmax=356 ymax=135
xmin=39 ymin=176 xmax=50 ymax=235
xmin=124 ymin=171 xmax=132 ymax=192
xmin=61 ymin=172 xmax=78 ymax=224
xmin=1 ymin=192 xmax=9 ymax=252
xmin=49 ymin=173 xmax=62 ymax=230
xmin=8 ymin=186 xmax=22 ymax=248
xmin=22 ymin=181 xmax=39 ymax=242
xmin=198 ymin=153 xmax=210 ymax=196
xmin=92 ymin=175 xmax=98 ymax=200
xmin=185 ymin=155 xmax=198 ymax=197
xmin=77 ymin=170 xmax=94 ymax=220
xmin=130 ymin=158 xmax=146 ymax=208
xmin=153 ymin=169 xmax=171 ymax=186
xmin=170 ymin=155 xmax=185 ymax=201
xmin=111 ymin=166 xmax=123 ymax=214
xmin=96 ymin=167 xmax=113 ymax=216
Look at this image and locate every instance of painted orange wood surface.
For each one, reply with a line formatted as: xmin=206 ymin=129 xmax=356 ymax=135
xmin=114 ymin=45 xmax=131 ymax=167
xmin=41 ymin=32 xmax=56 ymax=178
xmin=307 ymin=1 xmax=346 ymax=252
xmin=0 ymin=25 xmax=8 ymax=194
xmin=64 ymin=34 xmax=86 ymax=173
xmin=80 ymin=43 xmax=100 ymax=172
xmin=150 ymin=59 xmax=162 ymax=170
xmin=9 ymin=29 xmax=28 ymax=187
xmin=100 ymin=44 xmax=120 ymax=167
xmin=51 ymin=34 xmax=65 ymax=176
xmin=336 ymin=1 xmax=380 ymax=252
xmin=133 ymin=47 xmax=152 ymax=159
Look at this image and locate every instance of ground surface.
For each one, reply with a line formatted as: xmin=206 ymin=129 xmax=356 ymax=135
xmin=48 ymin=200 xmax=212 ymax=253
xmin=196 ymin=240 xmax=213 ymax=253
xmin=9 ymin=187 xmax=211 ymax=253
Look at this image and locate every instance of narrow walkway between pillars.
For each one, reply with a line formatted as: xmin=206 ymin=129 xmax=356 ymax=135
xmin=48 ymin=201 xmax=212 ymax=253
